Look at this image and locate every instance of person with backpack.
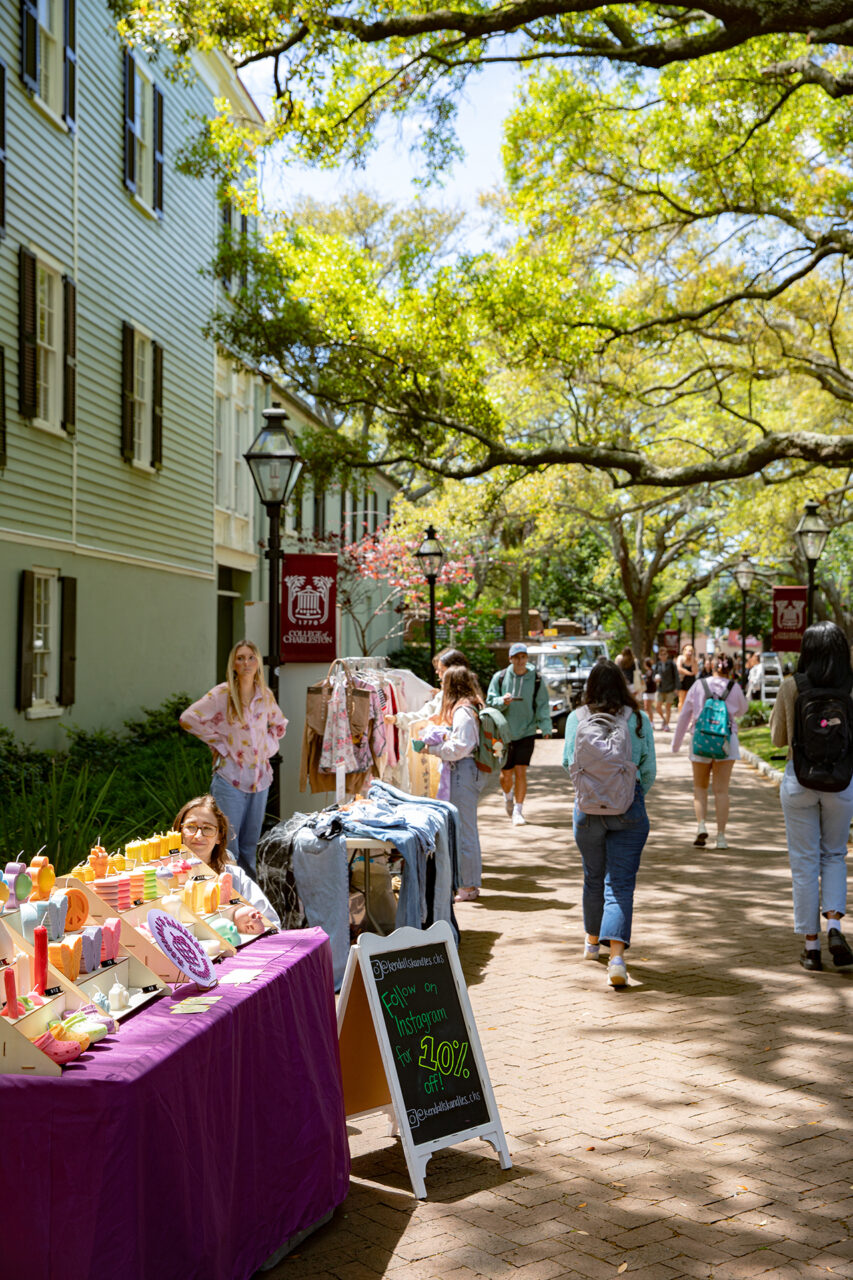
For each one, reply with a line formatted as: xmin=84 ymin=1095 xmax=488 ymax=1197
xmin=672 ymin=653 xmax=747 ymax=849
xmin=769 ymin=622 xmax=853 ymax=973
xmin=562 ymin=660 xmax=656 ymax=987
xmin=654 ymin=646 xmax=679 ymax=731
xmin=413 ymin=665 xmax=486 ymax=902
xmin=486 ymin=642 xmax=552 ymax=826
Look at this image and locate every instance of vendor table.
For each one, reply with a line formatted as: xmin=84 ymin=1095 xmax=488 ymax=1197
xmin=0 ymin=929 xmax=350 ymax=1280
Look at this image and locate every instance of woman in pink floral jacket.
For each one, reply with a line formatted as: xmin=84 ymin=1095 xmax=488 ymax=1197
xmin=180 ymin=640 xmax=288 ymax=876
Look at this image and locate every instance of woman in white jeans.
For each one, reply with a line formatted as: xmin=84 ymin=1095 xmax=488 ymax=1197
xmin=770 ymin=621 xmax=853 ymax=973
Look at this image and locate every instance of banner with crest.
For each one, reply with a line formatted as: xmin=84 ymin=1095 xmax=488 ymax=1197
xmin=281 ymin=554 xmax=338 ymax=661
xmin=772 ymin=586 xmax=807 ymax=653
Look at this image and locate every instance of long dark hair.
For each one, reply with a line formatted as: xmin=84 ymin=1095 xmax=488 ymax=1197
xmin=584 ymin=659 xmax=643 ymax=737
xmin=798 ymin=621 xmax=853 ymax=690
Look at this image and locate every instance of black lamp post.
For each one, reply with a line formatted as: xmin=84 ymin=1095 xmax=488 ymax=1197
xmin=793 ymin=499 xmax=830 ymax=626
xmin=244 ymin=405 xmax=303 ymax=818
xmin=687 ymin=593 xmax=701 ymax=649
xmin=414 ymin=525 xmax=446 ymax=663
xmin=674 ymin=600 xmax=687 ymax=653
xmin=734 ymin=554 xmax=756 ymax=690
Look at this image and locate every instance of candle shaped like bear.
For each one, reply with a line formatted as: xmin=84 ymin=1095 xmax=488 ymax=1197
xmin=33 ymin=924 xmax=48 ymax=995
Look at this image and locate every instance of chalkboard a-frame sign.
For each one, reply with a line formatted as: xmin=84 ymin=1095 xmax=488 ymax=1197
xmin=337 ymin=921 xmax=511 ymax=1198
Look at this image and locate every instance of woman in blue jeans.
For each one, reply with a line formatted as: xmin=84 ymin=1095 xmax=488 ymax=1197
xmin=563 ymin=660 xmax=656 ymax=987
xmin=770 ymin=621 xmax=853 ymax=973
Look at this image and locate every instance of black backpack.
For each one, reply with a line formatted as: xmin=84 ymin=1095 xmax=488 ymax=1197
xmin=792 ymin=673 xmax=853 ymax=792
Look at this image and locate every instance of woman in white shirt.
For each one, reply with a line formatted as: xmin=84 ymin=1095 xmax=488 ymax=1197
xmin=416 ymin=665 xmax=484 ymax=902
xmin=385 ymin=647 xmax=471 ymax=729
xmin=672 ymin=654 xmax=748 ymax=849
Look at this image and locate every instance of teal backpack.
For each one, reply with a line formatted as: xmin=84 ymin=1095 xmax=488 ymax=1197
xmin=476 ymin=706 xmax=512 ymax=773
xmin=692 ymin=678 xmax=735 ymax=760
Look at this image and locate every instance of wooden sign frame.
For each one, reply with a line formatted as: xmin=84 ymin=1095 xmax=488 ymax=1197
xmin=337 ymin=921 xmax=511 ymax=1198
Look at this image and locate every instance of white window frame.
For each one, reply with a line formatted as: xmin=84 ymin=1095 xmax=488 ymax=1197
xmin=215 ymin=358 xmax=254 ymax=519
xmin=34 ymin=252 xmax=62 ymax=435
xmin=36 ymin=0 xmax=63 ymax=119
xmin=29 ymin=567 xmax=60 ymax=714
xmin=133 ymin=62 xmax=153 ymax=210
xmin=131 ymin=327 xmax=153 ymax=469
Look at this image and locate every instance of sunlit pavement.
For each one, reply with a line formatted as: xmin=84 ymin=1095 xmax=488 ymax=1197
xmin=269 ymin=734 xmax=853 ymax=1280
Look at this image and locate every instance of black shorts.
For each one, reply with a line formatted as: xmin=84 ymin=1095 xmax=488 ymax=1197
xmin=503 ymin=735 xmax=536 ymax=769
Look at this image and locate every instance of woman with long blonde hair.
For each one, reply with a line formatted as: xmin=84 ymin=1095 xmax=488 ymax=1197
xmin=180 ymin=640 xmax=287 ymax=876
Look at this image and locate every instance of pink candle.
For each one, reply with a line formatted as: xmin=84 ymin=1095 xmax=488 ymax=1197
xmin=33 ymin=925 xmax=47 ymax=995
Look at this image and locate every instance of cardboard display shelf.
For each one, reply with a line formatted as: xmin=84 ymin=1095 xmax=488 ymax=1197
xmin=182 ymin=866 xmax=279 ymax=941
xmin=55 ymin=877 xmax=236 ymax=984
xmin=2 ymin=906 xmax=169 ymax=1024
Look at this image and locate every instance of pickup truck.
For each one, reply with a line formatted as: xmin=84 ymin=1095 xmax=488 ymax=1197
xmin=526 ymin=639 xmax=611 ymax=737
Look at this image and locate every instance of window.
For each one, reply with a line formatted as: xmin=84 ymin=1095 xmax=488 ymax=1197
xmin=17 ymin=570 xmax=76 ymax=714
xmin=19 ymin=247 xmax=75 ymax=433
xmin=214 ymin=360 xmax=252 ymax=516
xmin=21 ymin=0 xmax=75 ymax=127
xmin=313 ymin=484 xmax=326 ymax=539
xmin=123 ymin=50 xmax=163 ymax=214
xmin=121 ymin=322 xmax=163 ymax=468
xmin=0 ymin=348 xmax=6 ymax=467
xmin=220 ymin=202 xmax=250 ymax=293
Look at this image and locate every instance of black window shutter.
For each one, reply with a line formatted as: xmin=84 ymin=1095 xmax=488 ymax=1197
xmin=153 ymin=85 xmax=164 ymax=214
xmin=0 ymin=62 xmax=7 ymax=236
xmin=19 ymin=246 xmax=38 ymax=418
xmin=63 ymin=0 xmax=76 ymax=128
xmin=21 ymin=0 xmax=39 ymax=94
xmin=121 ymin=321 xmax=134 ymax=459
xmin=239 ymin=213 xmax=248 ymax=291
xmin=59 ymin=576 xmax=77 ymax=706
xmin=123 ymin=50 xmax=136 ymax=193
xmin=221 ymin=201 xmax=232 ymax=291
xmin=0 ymin=347 xmax=7 ymax=468
xmin=16 ymin=570 xmax=35 ymax=711
xmin=62 ymin=276 xmax=76 ymax=435
xmin=151 ymin=340 xmax=163 ymax=468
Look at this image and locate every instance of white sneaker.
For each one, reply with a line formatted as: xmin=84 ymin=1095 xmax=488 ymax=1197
xmin=607 ymin=957 xmax=628 ymax=987
xmin=583 ymin=942 xmax=600 ymax=960
xmin=716 ymin=833 xmax=729 ymax=849
xmin=504 ymin=791 xmax=514 ymax=817
xmin=512 ymin=807 xmax=527 ymax=826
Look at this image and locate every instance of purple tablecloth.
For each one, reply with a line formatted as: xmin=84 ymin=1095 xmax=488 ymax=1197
xmin=0 ymin=929 xmax=350 ymax=1280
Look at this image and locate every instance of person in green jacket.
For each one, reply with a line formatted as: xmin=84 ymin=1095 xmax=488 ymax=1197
xmin=486 ymin=643 xmax=552 ymax=825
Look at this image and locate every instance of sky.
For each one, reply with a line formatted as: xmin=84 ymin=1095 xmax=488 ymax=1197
xmin=241 ymin=60 xmax=522 ymax=241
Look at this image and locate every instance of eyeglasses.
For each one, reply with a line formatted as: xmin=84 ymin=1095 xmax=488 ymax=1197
xmin=182 ymin=822 xmax=218 ymax=838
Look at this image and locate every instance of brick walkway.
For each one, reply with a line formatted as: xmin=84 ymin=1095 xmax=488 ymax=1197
xmin=270 ymin=734 xmax=853 ymax=1280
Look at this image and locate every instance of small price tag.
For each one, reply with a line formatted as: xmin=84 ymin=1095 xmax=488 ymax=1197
xmin=132 ymin=899 xmax=144 ymax=907
xmin=230 ymin=897 xmax=241 ymax=905
xmin=141 ymin=983 xmax=159 ymax=993
xmin=44 ymin=985 xmax=62 ymax=997
xmin=101 ymin=958 xmax=116 ymax=968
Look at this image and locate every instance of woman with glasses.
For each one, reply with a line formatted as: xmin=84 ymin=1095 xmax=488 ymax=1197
xmin=173 ymin=794 xmax=280 ymax=928
xmin=180 ymin=640 xmax=288 ymax=877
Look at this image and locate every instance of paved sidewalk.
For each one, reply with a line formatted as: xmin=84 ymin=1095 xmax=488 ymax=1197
xmin=271 ymin=733 xmax=853 ymax=1280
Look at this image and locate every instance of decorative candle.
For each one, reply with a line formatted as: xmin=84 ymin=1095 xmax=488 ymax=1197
xmin=33 ymin=924 xmax=47 ymax=995
xmin=3 ymin=965 xmax=24 ymax=1018
xmin=27 ymin=856 xmax=55 ymax=900
xmin=219 ymin=872 xmax=233 ymax=904
xmin=5 ymin=863 xmax=33 ymax=903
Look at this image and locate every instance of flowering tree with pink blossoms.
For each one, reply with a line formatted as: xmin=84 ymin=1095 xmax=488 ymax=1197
xmin=337 ymin=527 xmax=474 ymax=656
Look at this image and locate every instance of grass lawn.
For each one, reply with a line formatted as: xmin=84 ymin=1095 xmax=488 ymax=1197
xmin=739 ymin=725 xmax=788 ymax=769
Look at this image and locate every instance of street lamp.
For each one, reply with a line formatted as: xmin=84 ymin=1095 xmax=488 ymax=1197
xmin=687 ymin=593 xmax=701 ymax=649
xmin=414 ymin=525 xmax=446 ymax=663
xmin=674 ymin=600 xmax=687 ymax=652
xmin=793 ymin=499 xmax=830 ymax=626
xmin=733 ymin=554 xmax=756 ymax=691
xmin=244 ymin=405 xmax=304 ymax=818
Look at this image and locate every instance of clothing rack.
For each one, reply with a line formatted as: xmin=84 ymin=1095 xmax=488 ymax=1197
xmin=340 ymin=655 xmax=389 ymax=671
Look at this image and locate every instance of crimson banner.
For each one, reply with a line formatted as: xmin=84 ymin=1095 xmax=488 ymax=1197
xmin=280 ymin=553 xmax=338 ymax=662
xmin=772 ymin=585 xmax=807 ymax=653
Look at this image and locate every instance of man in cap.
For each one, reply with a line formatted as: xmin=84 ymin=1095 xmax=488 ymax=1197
xmin=486 ymin=642 xmax=552 ymax=825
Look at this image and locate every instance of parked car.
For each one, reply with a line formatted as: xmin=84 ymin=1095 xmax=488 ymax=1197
xmin=526 ymin=638 xmax=611 ymax=736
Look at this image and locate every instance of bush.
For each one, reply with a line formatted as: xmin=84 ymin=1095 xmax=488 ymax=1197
xmin=741 ymin=700 xmax=772 ymax=728
xmin=0 ymin=694 xmax=212 ymax=872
